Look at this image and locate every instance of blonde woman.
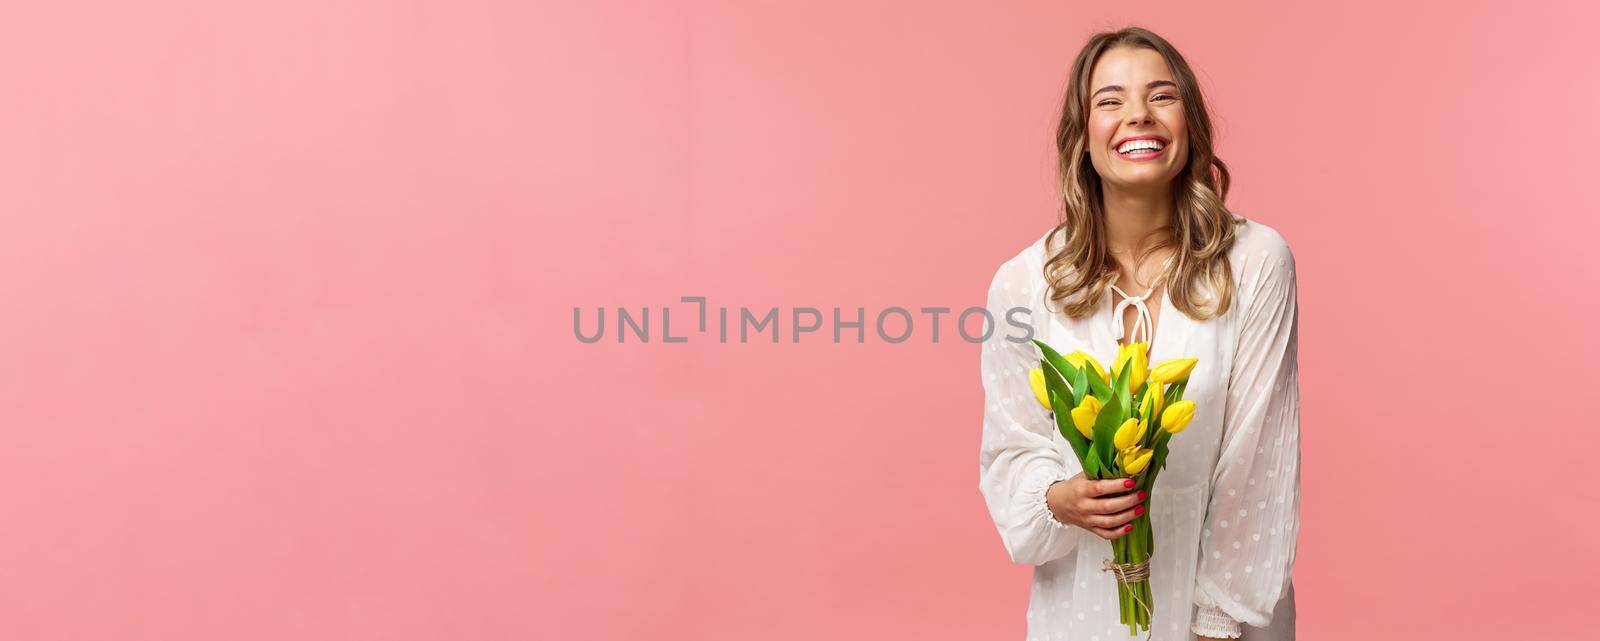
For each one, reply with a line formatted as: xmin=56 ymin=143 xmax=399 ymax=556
xmin=978 ymin=27 xmax=1300 ymax=641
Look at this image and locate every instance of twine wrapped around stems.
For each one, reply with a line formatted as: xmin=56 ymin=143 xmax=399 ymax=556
xmin=1101 ymin=555 xmax=1154 ymax=641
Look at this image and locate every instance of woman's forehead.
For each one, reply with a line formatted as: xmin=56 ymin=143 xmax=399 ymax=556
xmin=1090 ymin=47 xmax=1175 ymax=86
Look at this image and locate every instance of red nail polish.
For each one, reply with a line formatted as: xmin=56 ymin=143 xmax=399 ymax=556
xmin=1125 ymin=525 xmax=1134 ymax=533
xmin=1124 ymin=479 xmax=1135 ymax=488
xmin=1135 ymin=505 xmax=1145 ymax=516
xmin=1138 ymin=491 xmax=1147 ymax=500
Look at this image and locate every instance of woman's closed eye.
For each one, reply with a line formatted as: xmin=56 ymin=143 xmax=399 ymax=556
xmin=1095 ymin=94 xmax=1179 ymax=107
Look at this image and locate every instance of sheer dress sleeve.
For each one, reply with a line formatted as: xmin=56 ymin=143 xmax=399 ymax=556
xmin=977 ymin=255 xmax=1085 ymax=566
xmin=1192 ymin=229 xmax=1303 ymax=638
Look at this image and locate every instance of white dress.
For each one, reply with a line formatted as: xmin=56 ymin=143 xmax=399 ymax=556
xmin=977 ymin=215 xmax=1301 ymax=641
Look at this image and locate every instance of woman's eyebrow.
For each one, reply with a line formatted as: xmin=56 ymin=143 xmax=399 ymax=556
xmin=1091 ymin=79 xmax=1178 ymax=97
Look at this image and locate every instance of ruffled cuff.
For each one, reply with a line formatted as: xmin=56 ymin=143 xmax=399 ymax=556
xmin=1025 ymin=471 xmax=1073 ymax=531
xmin=1192 ymin=602 xmax=1243 ymax=639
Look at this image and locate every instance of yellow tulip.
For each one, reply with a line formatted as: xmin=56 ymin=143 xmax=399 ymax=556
xmin=1123 ymin=447 xmax=1154 ymax=475
xmin=1029 ymin=368 xmax=1052 ymax=411
xmin=1113 ymin=417 xmax=1147 ymax=450
xmin=1140 ymin=380 xmax=1165 ymax=418
xmin=1064 ymin=350 xmax=1109 ymax=383
xmin=1069 ymin=395 xmax=1102 ymax=440
xmin=1112 ymin=342 xmax=1149 ymax=392
xmin=1161 ymin=399 xmax=1196 ymax=434
xmin=1119 ymin=445 xmax=1143 ymax=465
xmin=1150 ymin=357 xmax=1199 ymax=385
xmin=1130 ymin=345 xmax=1149 ymax=392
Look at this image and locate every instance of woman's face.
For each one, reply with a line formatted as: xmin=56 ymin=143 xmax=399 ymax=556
xmin=1084 ymin=46 xmax=1189 ymax=192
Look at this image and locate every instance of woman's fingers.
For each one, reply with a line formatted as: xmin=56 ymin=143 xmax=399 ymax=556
xmin=1077 ymin=489 xmax=1146 ymax=516
xmin=1090 ymin=522 xmax=1136 ymax=540
xmin=1093 ymin=478 xmax=1137 ymax=497
xmin=1091 ymin=504 xmax=1143 ymax=529
xmin=1091 ymin=489 xmax=1147 ymax=515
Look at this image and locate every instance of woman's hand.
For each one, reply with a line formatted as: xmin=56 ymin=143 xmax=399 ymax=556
xmin=1044 ymin=472 xmax=1148 ymax=540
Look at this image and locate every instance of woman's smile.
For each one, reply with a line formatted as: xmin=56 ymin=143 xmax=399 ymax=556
xmin=1113 ymin=135 xmax=1170 ymax=161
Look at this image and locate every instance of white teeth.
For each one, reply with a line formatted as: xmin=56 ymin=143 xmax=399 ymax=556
xmin=1117 ymin=139 xmax=1165 ymax=154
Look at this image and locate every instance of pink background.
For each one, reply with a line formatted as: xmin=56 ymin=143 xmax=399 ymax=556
xmin=2 ymin=1 xmax=1596 ymax=639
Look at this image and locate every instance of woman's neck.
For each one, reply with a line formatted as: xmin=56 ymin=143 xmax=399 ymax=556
xmin=1101 ymin=183 xmax=1175 ymax=256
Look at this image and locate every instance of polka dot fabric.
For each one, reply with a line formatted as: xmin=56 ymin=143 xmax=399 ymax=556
xmin=978 ymin=215 xmax=1300 ymax=641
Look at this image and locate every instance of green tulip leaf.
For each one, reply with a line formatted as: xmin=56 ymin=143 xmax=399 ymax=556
xmin=1039 ymin=355 xmax=1072 ymax=403
xmin=1031 ymin=339 xmax=1079 ymax=399
xmin=1070 ymin=364 xmax=1089 ymax=406
xmin=1165 ymin=380 xmax=1188 ymax=404
xmin=1086 ymin=363 xmax=1113 ymax=400
xmin=1092 ymin=392 xmax=1124 ymax=472
xmin=1148 ymin=439 xmax=1172 ymax=488
xmin=1043 ymin=362 xmax=1091 ymax=462
xmin=1113 ymin=356 xmax=1132 ymax=415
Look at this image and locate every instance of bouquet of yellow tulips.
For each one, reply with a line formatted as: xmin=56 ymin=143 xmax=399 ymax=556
xmin=1028 ymin=339 xmax=1198 ymax=637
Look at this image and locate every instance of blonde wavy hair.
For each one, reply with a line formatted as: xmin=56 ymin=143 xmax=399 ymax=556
xmin=1044 ymin=26 xmax=1243 ymax=321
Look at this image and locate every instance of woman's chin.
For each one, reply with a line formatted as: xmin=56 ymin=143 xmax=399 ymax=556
xmin=1107 ymin=173 xmax=1179 ymax=193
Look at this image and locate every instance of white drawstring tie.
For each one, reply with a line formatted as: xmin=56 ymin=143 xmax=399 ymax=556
xmin=1108 ymin=257 xmax=1173 ymax=346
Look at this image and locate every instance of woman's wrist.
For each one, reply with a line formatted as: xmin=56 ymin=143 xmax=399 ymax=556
xmin=1041 ymin=478 xmax=1073 ymax=528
